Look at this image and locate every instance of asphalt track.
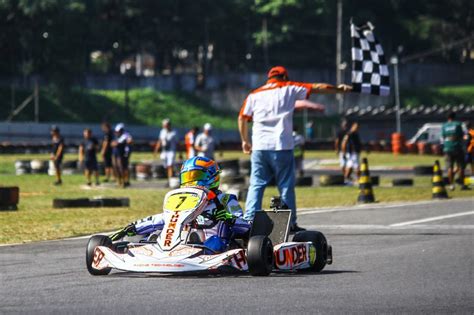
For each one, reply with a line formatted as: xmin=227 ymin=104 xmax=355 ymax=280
xmin=1 ymin=198 xmax=473 ymax=314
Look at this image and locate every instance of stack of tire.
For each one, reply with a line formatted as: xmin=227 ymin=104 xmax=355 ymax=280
xmin=135 ymin=163 xmax=152 ymax=181
xmin=30 ymin=160 xmax=49 ymax=174
xmin=53 ymin=197 xmax=130 ymax=208
xmin=218 ymin=160 xmax=247 ymax=201
xmin=152 ymin=164 xmax=167 ymax=179
xmin=62 ymin=160 xmax=80 ymax=175
xmin=0 ymin=187 xmax=19 ymax=211
xmin=14 ymin=160 xmax=31 ymax=175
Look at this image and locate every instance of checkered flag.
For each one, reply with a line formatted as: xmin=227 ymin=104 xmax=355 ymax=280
xmin=351 ymin=22 xmax=390 ymax=96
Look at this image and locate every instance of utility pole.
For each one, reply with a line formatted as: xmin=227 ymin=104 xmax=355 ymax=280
xmin=262 ymin=18 xmax=269 ymax=69
xmin=336 ymin=0 xmax=344 ymax=113
xmin=391 ymin=56 xmax=401 ymax=133
xmin=34 ymin=78 xmax=39 ymax=123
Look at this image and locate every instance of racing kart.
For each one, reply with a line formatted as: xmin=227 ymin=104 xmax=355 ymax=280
xmin=86 ymin=187 xmax=333 ymax=276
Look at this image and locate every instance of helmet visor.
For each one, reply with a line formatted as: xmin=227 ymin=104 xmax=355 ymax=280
xmin=180 ymin=169 xmax=208 ymax=186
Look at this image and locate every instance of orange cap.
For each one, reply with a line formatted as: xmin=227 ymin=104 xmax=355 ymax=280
xmin=267 ymin=66 xmax=288 ymax=79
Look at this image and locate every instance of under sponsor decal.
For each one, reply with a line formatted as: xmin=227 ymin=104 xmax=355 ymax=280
xmin=274 ymin=243 xmax=310 ymax=270
xmin=164 ymin=212 xmax=180 ymax=247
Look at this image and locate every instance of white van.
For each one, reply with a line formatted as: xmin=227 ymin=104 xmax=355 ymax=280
xmin=408 ymin=123 xmax=467 ymax=144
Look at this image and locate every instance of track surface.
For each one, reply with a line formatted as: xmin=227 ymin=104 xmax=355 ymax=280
xmin=1 ymin=198 xmax=473 ymax=314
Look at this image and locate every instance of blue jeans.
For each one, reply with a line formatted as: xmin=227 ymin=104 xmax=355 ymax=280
xmin=244 ymin=150 xmax=297 ymax=225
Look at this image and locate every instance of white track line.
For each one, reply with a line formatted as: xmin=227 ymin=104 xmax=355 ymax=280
xmin=390 ymin=211 xmax=474 ymax=227
xmin=304 ymin=224 xmax=474 ymax=230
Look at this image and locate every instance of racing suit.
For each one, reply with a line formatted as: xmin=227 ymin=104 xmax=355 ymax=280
xmin=130 ymin=191 xmax=251 ymax=241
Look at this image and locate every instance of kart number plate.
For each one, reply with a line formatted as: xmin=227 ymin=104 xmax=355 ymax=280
xmin=165 ymin=192 xmax=201 ymax=211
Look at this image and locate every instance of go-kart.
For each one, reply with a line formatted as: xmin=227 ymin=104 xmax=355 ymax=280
xmin=86 ymin=187 xmax=332 ymax=276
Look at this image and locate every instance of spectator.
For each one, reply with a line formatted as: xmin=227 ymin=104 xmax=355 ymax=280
xmin=154 ymin=118 xmax=178 ymax=179
xmin=184 ymin=126 xmax=199 ymax=159
xmin=293 ymin=126 xmax=305 ymax=177
xmin=335 ymin=119 xmax=349 ymax=177
xmin=238 ymin=65 xmax=351 ymax=232
xmin=341 ymin=122 xmax=362 ymax=185
xmin=195 ymin=123 xmax=216 ymax=160
xmin=79 ymin=128 xmax=100 ymax=186
xmin=465 ymin=121 xmax=474 ymax=175
xmin=305 ymin=120 xmax=314 ymax=140
xmin=112 ymin=123 xmax=133 ymax=188
xmin=100 ymin=122 xmax=114 ymax=182
xmin=50 ymin=125 xmax=64 ymax=186
xmin=442 ymin=112 xmax=469 ymax=190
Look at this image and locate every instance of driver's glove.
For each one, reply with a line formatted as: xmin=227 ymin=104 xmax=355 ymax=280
xmin=213 ymin=208 xmax=236 ymax=224
xmin=124 ymin=223 xmax=137 ymax=236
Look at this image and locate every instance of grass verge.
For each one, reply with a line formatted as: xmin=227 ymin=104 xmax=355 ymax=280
xmin=0 ymin=173 xmax=471 ymax=244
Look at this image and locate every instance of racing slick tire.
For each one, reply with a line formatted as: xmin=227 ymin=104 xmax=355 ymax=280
xmin=319 ymin=175 xmax=344 ymax=186
xmin=293 ymin=231 xmax=328 ymax=272
xmin=413 ymin=165 xmax=433 ymax=176
xmin=295 ymin=176 xmax=313 ymax=187
xmin=247 ymin=235 xmax=274 ymax=276
xmin=86 ymin=235 xmax=112 ymax=275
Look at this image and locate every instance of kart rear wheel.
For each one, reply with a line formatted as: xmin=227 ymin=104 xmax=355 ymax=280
xmin=86 ymin=235 xmax=112 ymax=275
xmin=293 ymin=231 xmax=328 ymax=272
xmin=247 ymin=235 xmax=273 ymax=276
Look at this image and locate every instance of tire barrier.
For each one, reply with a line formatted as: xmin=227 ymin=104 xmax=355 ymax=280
xmin=392 ymin=178 xmax=414 ymax=186
xmin=62 ymin=160 xmax=80 ymax=175
xmin=239 ymin=159 xmax=251 ymax=176
xmin=295 ymin=176 xmax=313 ymax=187
xmin=30 ymin=160 xmax=49 ymax=174
xmin=217 ymin=160 xmax=240 ymax=177
xmin=413 ymin=165 xmax=433 ymax=176
xmin=0 ymin=187 xmax=19 ymax=211
xmin=357 ymin=158 xmax=375 ymax=203
xmin=370 ymin=176 xmax=380 ymax=186
xmin=432 ymin=160 xmax=448 ymax=199
xmin=220 ymin=175 xmax=246 ymax=185
xmin=319 ymin=175 xmax=344 ymax=186
xmin=135 ymin=163 xmax=152 ymax=181
xmin=152 ymin=164 xmax=167 ymax=179
xmin=15 ymin=160 xmax=31 ymax=175
xmin=53 ymin=197 xmax=130 ymax=208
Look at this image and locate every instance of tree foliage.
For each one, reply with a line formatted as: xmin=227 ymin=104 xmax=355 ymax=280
xmin=0 ymin=0 xmax=472 ymax=87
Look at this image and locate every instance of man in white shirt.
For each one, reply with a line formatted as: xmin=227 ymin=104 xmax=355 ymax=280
xmin=195 ymin=123 xmax=216 ymax=160
xmin=238 ymin=66 xmax=351 ymax=232
xmin=154 ymin=118 xmax=178 ymax=179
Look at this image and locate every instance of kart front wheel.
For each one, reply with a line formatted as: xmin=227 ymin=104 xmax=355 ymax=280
xmin=247 ymin=235 xmax=273 ymax=276
xmin=293 ymin=231 xmax=328 ymax=272
xmin=86 ymin=235 xmax=112 ymax=276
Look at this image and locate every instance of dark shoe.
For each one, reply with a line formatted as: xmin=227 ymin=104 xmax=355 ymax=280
xmin=86 ymin=182 xmax=92 ymax=186
xmin=124 ymin=182 xmax=130 ymax=187
xmin=290 ymin=224 xmax=306 ymax=233
xmin=103 ymin=178 xmax=109 ymax=183
xmin=54 ymin=180 xmax=62 ymax=186
xmin=95 ymin=181 xmax=100 ymax=186
xmin=460 ymin=185 xmax=471 ymax=191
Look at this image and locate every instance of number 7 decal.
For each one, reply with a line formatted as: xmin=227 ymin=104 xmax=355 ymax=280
xmin=176 ymin=196 xmax=187 ymax=209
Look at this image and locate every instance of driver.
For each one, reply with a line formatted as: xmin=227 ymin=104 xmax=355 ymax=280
xmin=118 ymin=156 xmax=250 ymax=250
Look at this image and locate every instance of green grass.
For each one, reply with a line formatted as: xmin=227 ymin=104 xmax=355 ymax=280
xmin=0 ymin=87 xmax=237 ymax=129
xmin=0 ymin=174 xmax=471 ymax=244
xmin=401 ymin=85 xmax=474 ymax=106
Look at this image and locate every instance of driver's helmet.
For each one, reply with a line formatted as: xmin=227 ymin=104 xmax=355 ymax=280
xmin=180 ymin=156 xmax=220 ymax=190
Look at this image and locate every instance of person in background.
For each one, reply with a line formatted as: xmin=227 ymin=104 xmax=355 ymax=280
xmin=305 ymin=120 xmax=314 ymax=140
xmin=195 ymin=123 xmax=216 ymax=160
xmin=293 ymin=126 xmax=305 ymax=177
xmin=441 ymin=112 xmax=469 ymax=191
xmin=185 ymin=126 xmax=199 ymax=159
xmin=238 ymin=65 xmax=351 ymax=232
xmin=341 ymin=122 xmax=362 ymax=185
xmin=50 ymin=125 xmax=65 ymax=186
xmin=100 ymin=122 xmax=115 ymax=182
xmin=465 ymin=121 xmax=474 ymax=175
xmin=79 ymin=128 xmax=100 ymax=186
xmin=335 ymin=119 xmax=349 ymax=180
xmin=154 ymin=118 xmax=178 ymax=179
xmin=112 ymin=123 xmax=133 ymax=188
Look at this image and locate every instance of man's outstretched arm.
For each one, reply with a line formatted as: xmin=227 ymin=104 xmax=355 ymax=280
xmin=238 ymin=116 xmax=252 ymax=154
xmin=295 ymin=100 xmax=325 ymax=112
xmin=311 ymin=83 xmax=352 ymax=94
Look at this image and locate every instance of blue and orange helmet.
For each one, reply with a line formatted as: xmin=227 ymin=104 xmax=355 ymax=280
xmin=180 ymin=156 xmax=220 ymax=190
